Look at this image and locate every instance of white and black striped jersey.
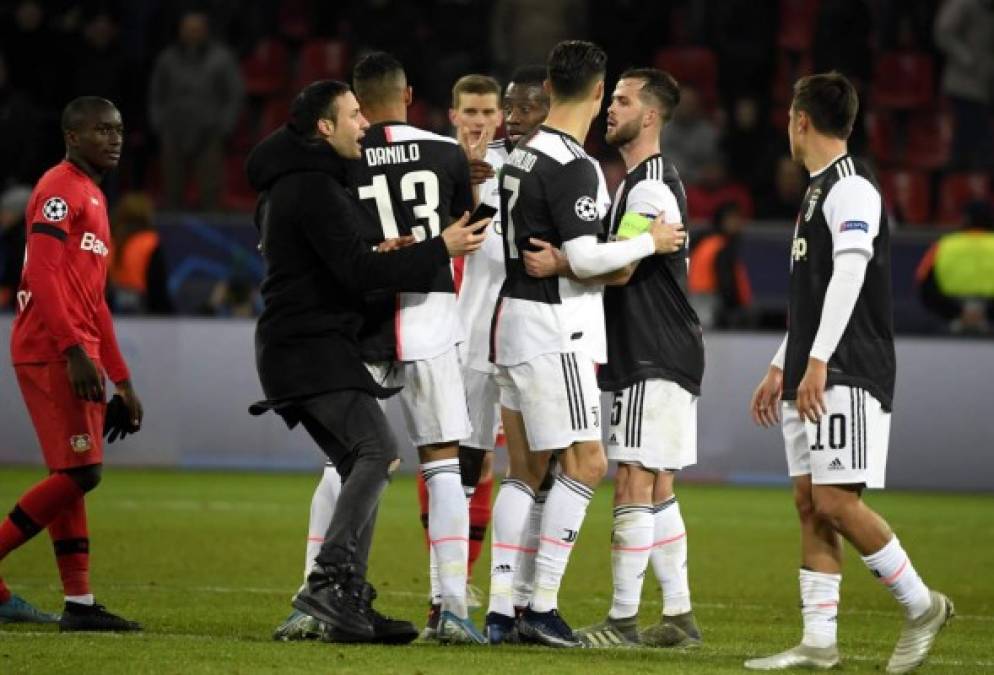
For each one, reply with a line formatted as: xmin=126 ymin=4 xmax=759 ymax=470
xmin=784 ymin=154 xmax=895 ymax=410
xmin=348 ymin=121 xmax=474 ymax=362
xmin=457 ymin=139 xmax=508 ymax=373
xmin=599 ymin=154 xmax=705 ymax=395
xmin=490 ymin=125 xmax=612 ymax=366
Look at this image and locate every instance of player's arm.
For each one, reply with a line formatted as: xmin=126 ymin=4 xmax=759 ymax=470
xmin=796 ymin=175 xmax=880 ymax=423
xmin=604 ymin=180 xmax=685 ymax=286
xmin=95 ymin=300 xmax=143 ymax=430
xmin=750 ymin=333 xmax=786 ymax=428
xmin=300 ymin=176 xmax=483 ymax=293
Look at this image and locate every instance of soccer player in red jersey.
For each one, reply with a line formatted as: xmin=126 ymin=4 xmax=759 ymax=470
xmin=0 ymin=97 xmax=143 ymax=632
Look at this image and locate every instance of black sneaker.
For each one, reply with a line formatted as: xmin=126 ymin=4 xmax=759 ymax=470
xmin=518 ymin=608 xmax=581 ymax=648
xmin=418 ymin=603 xmax=441 ymax=642
xmin=292 ymin=562 xmax=375 ymax=639
xmin=321 ymin=583 xmax=418 ymax=645
xmin=59 ymin=601 xmax=142 ymax=632
xmin=485 ymin=611 xmax=519 ymax=645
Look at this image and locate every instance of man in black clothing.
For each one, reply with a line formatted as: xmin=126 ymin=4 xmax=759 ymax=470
xmin=247 ymin=80 xmax=486 ymax=643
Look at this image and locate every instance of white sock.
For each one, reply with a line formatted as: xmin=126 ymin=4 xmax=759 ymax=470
xmin=422 ymin=459 xmax=469 ymax=619
xmin=512 ymin=487 xmax=546 ymax=608
xmin=799 ymin=568 xmax=841 ymax=648
xmin=65 ymin=594 xmax=94 ymax=606
xmin=862 ymin=536 xmax=931 ymax=619
xmin=488 ymin=478 xmax=535 ymax=618
xmin=651 ymin=497 xmax=692 ymax=616
xmin=609 ymin=504 xmax=654 ymax=620
xmin=428 ymin=546 xmax=441 ymax=605
xmin=304 ymin=464 xmax=341 ymax=579
xmin=531 ymin=474 xmax=593 ymax=613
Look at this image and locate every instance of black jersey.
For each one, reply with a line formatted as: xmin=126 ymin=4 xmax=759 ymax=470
xmin=490 ymin=125 xmax=611 ymax=366
xmin=598 ymin=155 xmax=705 ymax=395
xmin=348 ymin=121 xmax=473 ymax=361
xmin=783 ymin=154 xmax=895 ymax=410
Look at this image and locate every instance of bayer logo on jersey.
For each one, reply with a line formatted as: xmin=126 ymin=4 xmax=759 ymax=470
xmin=574 ymin=195 xmax=599 ymax=222
xmin=42 ymin=196 xmax=69 ymax=222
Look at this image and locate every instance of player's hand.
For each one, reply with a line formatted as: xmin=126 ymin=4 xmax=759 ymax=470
xmin=441 ymin=211 xmax=488 ymax=257
xmin=115 ymin=379 xmax=144 ymax=430
xmin=65 ymin=345 xmax=105 ymax=402
xmin=750 ymin=365 xmax=783 ymax=428
xmin=468 ymin=158 xmax=496 ymax=185
xmin=376 ymin=236 xmax=416 ymax=253
xmin=648 ymin=213 xmax=686 ymax=254
xmin=523 ymin=238 xmax=569 ymax=278
xmin=796 ymin=358 xmax=828 ymax=424
xmin=459 ymin=125 xmax=493 ymax=162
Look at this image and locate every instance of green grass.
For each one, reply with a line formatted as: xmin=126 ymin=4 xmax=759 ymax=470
xmin=1 ymin=468 xmax=991 ymax=674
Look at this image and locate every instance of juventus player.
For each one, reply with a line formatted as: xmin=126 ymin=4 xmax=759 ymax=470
xmin=488 ymin=41 xmax=685 ymax=647
xmin=746 ymin=73 xmax=953 ymax=673
xmin=348 ymin=52 xmax=483 ymax=644
xmin=564 ymin=69 xmax=704 ymax=649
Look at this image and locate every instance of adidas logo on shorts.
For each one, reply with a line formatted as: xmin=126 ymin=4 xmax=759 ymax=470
xmin=827 ymin=458 xmax=845 ymax=471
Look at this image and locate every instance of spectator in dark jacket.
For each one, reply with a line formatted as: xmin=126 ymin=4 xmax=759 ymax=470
xmin=246 ymin=80 xmax=486 ymax=642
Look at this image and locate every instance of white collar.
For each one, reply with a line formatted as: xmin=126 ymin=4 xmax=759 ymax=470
xmin=809 ymin=151 xmax=848 ymax=178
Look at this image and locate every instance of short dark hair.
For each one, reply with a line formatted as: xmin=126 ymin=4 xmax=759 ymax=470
xmin=792 ymin=72 xmax=859 ymax=140
xmin=546 ymin=40 xmax=606 ymax=101
xmin=619 ymin=68 xmax=680 ymax=122
xmin=353 ymin=51 xmax=406 ymax=106
xmin=509 ymin=65 xmax=547 ymax=88
xmin=61 ymin=96 xmax=117 ymax=132
xmin=451 ymin=74 xmax=501 ymax=109
xmin=288 ymin=80 xmax=350 ymax=137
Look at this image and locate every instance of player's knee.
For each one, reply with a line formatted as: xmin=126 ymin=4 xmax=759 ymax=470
xmin=62 ymin=464 xmax=102 ymax=493
xmin=458 ymin=446 xmax=486 ymax=488
xmin=572 ymin=451 xmax=607 ymax=488
xmin=811 ymin=489 xmax=850 ymax=524
xmin=793 ymin=480 xmax=817 ymax=521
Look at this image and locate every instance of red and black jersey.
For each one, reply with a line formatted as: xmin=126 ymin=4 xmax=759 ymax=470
xmin=10 ymin=160 xmax=128 ymax=382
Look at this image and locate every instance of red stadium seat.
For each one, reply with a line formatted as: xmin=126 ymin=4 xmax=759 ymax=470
xmin=295 ymin=39 xmax=350 ymax=90
xmin=866 ymin=111 xmax=895 ymax=165
xmin=241 ymin=39 xmax=290 ymax=97
xmin=778 ymin=0 xmax=820 ymax=52
xmin=278 ymin=0 xmax=314 ymax=42
xmin=686 ymin=182 xmax=754 ymax=224
xmin=772 ymin=52 xmax=813 ymax=104
xmin=260 ymin=98 xmax=291 ymax=138
xmin=653 ymin=47 xmax=718 ymax=105
xmin=904 ymin=110 xmax=952 ymax=170
xmin=938 ymin=173 xmax=991 ymax=225
xmin=872 ymin=52 xmax=934 ymax=110
xmin=879 ymin=169 xmax=931 ymax=225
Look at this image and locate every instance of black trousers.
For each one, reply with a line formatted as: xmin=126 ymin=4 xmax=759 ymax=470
xmin=298 ymin=389 xmax=400 ymax=576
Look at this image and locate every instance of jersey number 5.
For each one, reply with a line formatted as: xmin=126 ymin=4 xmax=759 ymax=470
xmin=358 ymin=171 xmax=440 ymax=241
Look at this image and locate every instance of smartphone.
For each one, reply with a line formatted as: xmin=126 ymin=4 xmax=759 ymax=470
xmin=469 ymin=202 xmax=498 ymax=233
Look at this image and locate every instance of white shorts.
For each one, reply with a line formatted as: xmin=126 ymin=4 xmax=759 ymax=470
xmin=605 ymin=379 xmax=698 ymax=471
xmin=495 ymin=352 xmax=602 ymax=452
xmin=462 ymin=366 xmax=501 ymax=451
xmin=782 ymin=385 xmax=891 ymax=489
xmin=366 ymin=347 xmax=472 ymax=447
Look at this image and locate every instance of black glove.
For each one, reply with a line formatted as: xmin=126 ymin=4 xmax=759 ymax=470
xmin=104 ymin=394 xmax=140 ymax=443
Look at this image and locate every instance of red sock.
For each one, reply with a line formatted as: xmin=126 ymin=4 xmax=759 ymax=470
xmin=417 ymin=471 xmax=430 ymax=549
xmin=0 ymin=579 xmax=10 ymax=603
xmin=467 ymin=476 xmax=494 ymax=576
xmin=49 ymin=497 xmax=90 ymax=597
xmin=0 ymin=473 xmax=84 ymax=561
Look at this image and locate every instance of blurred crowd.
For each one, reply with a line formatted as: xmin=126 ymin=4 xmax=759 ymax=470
xmin=0 ymin=0 xmax=991 ymax=330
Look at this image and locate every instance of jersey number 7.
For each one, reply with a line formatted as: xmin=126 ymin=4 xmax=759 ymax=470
xmin=358 ymin=171 xmax=440 ymax=242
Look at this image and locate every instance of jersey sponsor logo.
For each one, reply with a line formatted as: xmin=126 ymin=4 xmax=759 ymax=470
xmin=840 ymin=220 xmax=869 ymax=233
xmin=42 ymin=196 xmax=69 ymax=222
xmin=69 ymin=434 xmax=92 ymax=453
xmin=574 ymin=195 xmax=598 ymax=221
xmin=364 ymin=143 xmax=420 ymax=167
xmin=80 ymin=232 xmax=109 ymax=257
xmin=791 ymin=237 xmax=808 ymax=262
xmin=804 ymin=187 xmax=822 ymax=222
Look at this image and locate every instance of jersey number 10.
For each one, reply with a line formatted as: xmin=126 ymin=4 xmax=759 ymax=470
xmin=358 ymin=171 xmax=440 ymax=242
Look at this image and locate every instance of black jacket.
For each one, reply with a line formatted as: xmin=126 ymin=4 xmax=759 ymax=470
xmin=246 ymin=127 xmax=450 ymax=420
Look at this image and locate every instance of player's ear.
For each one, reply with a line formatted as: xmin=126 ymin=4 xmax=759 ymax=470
xmin=592 ymin=80 xmax=604 ymax=101
xmin=448 ymin=107 xmax=459 ymax=128
xmin=404 ymin=86 xmax=413 ymax=107
xmin=317 ymin=117 xmax=334 ymax=139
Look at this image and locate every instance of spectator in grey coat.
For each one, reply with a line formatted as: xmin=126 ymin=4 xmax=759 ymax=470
xmin=935 ymin=0 xmax=994 ymax=170
xmin=148 ymin=10 xmax=244 ymax=211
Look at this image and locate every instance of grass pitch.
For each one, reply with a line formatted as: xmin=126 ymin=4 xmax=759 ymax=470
xmin=0 ymin=468 xmax=991 ymax=674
